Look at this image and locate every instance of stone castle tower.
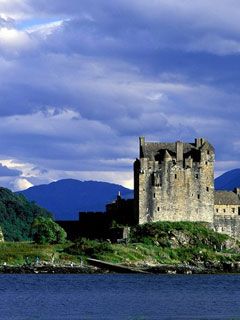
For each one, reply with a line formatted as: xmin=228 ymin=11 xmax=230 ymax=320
xmin=134 ymin=137 xmax=215 ymax=224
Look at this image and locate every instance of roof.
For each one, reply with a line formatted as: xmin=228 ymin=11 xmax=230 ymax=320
xmin=142 ymin=142 xmax=193 ymax=158
xmin=214 ymin=191 xmax=240 ymax=205
xmin=140 ymin=140 xmax=214 ymax=161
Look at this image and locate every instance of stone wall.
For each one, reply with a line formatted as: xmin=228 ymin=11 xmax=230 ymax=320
xmin=213 ymin=215 xmax=240 ymax=238
xmin=215 ymin=205 xmax=240 ymax=216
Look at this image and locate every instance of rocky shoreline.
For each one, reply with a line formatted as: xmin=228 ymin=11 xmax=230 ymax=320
xmin=143 ymin=261 xmax=240 ymax=274
xmin=1 ymin=260 xmax=240 ymax=274
xmin=0 ymin=263 xmax=101 ymax=274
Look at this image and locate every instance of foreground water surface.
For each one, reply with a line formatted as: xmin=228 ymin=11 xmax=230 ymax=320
xmin=0 ymin=274 xmax=240 ymax=320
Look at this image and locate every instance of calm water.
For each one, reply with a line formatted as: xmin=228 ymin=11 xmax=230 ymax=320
xmin=0 ymin=274 xmax=240 ymax=320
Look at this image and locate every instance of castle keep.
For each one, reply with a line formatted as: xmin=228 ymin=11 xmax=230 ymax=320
xmin=134 ymin=137 xmax=215 ymax=224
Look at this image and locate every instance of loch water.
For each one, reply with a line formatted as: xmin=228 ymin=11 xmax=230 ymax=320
xmin=0 ymin=274 xmax=240 ymax=320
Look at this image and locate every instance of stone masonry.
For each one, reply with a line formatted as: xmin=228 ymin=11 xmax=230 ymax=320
xmin=213 ymin=189 xmax=240 ymax=237
xmin=134 ymin=137 xmax=215 ymax=224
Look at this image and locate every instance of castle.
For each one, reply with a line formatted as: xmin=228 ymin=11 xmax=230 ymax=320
xmin=61 ymin=136 xmax=240 ymax=241
xmin=133 ymin=137 xmax=240 ymax=238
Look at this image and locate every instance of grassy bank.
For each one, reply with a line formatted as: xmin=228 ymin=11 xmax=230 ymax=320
xmin=1 ymin=222 xmax=240 ymax=268
xmin=0 ymin=242 xmax=78 ymax=266
xmin=66 ymin=221 xmax=240 ymax=266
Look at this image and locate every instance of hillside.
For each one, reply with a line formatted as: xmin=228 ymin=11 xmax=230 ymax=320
xmin=18 ymin=179 xmax=133 ymax=220
xmin=215 ymin=169 xmax=240 ymax=190
xmin=0 ymin=187 xmax=51 ymax=241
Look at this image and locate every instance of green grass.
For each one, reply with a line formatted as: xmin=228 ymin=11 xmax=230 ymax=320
xmin=0 ymin=221 xmax=240 ymax=267
xmin=0 ymin=241 xmax=78 ymax=265
xmin=65 ymin=222 xmax=240 ymax=266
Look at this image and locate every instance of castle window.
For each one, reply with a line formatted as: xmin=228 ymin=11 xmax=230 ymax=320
xmin=216 ymin=208 xmax=219 ymax=213
xmin=153 ymin=193 xmax=155 ymax=198
xmin=223 ymin=209 xmax=226 ymax=213
xmin=195 ymin=174 xmax=198 ymax=179
xmin=205 ymin=161 xmax=208 ymax=165
xmin=157 ymin=207 xmax=160 ymax=211
xmin=207 ymin=150 xmax=210 ymax=155
xmin=175 ymin=174 xmax=177 ymax=179
xmin=232 ymin=208 xmax=235 ymax=213
xmin=206 ymin=187 xmax=209 ymax=192
xmin=197 ymin=194 xmax=200 ymax=199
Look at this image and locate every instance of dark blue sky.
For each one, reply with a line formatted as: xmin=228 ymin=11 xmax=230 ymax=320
xmin=0 ymin=0 xmax=240 ymax=190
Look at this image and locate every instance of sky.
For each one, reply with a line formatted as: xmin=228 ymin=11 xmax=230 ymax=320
xmin=0 ymin=0 xmax=240 ymax=191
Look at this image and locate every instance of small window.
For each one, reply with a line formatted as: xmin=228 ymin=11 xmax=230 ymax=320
xmin=206 ymin=187 xmax=209 ymax=192
xmin=195 ymin=174 xmax=199 ymax=179
xmin=216 ymin=208 xmax=219 ymax=213
xmin=205 ymin=161 xmax=208 ymax=165
xmin=223 ymin=209 xmax=226 ymax=213
xmin=197 ymin=194 xmax=200 ymax=199
xmin=175 ymin=174 xmax=177 ymax=179
xmin=153 ymin=193 xmax=155 ymax=198
xmin=157 ymin=207 xmax=160 ymax=211
xmin=232 ymin=208 xmax=235 ymax=213
xmin=207 ymin=150 xmax=210 ymax=155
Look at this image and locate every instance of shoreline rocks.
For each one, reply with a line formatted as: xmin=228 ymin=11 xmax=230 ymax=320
xmin=2 ymin=260 xmax=240 ymax=274
xmin=0 ymin=263 xmax=103 ymax=274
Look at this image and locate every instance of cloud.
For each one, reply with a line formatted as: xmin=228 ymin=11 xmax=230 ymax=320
xmin=0 ymin=1 xmax=239 ymax=190
xmin=0 ymin=163 xmax=21 ymax=177
xmin=12 ymin=178 xmax=33 ymax=191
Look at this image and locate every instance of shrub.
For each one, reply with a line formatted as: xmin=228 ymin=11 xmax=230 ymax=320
xmin=66 ymin=238 xmax=113 ymax=258
xmin=31 ymin=216 xmax=67 ymax=244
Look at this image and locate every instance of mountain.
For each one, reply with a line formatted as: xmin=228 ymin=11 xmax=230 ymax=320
xmin=215 ymin=169 xmax=240 ymax=190
xmin=17 ymin=179 xmax=133 ymax=221
xmin=0 ymin=187 xmax=51 ymax=241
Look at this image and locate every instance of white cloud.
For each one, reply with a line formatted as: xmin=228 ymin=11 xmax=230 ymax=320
xmin=12 ymin=178 xmax=33 ymax=191
xmin=0 ymin=27 xmax=34 ymax=55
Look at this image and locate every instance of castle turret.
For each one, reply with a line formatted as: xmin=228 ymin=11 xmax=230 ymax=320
xmin=139 ymin=136 xmax=145 ymax=158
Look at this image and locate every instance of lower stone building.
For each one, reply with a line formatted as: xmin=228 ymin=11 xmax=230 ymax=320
xmin=214 ymin=189 xmax=240 ymax=216
xmin=213 ymin=188 xmax=240 ymax=237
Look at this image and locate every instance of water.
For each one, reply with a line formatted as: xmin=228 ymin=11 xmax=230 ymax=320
xmin=0 ymin=274 xmax=240 ymax=320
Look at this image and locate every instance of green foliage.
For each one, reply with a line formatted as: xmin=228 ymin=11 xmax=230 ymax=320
xmin=0 ymin=187 xmax=51 ymax=241
xmin=63 ymin=222 xmax=239 ymax=266
xmin=32 ymin=216 xmax=67 ymax=244
xmin=66 ymin=238 xmax=113 ymax=258
xmin=130 ymin=221 xmax=229 ymax=250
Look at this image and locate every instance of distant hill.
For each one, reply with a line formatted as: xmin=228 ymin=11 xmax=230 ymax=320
xmin=215 ymin=169 xmax=240 ymax=190
xmin=0 ymin=187 xmax=51 ymax=241
xmin=17 ymin=179 xmax=133 ymax=221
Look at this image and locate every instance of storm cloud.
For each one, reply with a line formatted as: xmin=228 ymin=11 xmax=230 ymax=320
xmin=0 ymin=1 xmax=240 ymax=189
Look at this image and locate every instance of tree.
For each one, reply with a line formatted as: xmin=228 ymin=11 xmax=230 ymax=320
xmin=31 ymin=216 xmax=67 ymax=244
xmin=0 ymin=187 xmax=52 ymax=241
